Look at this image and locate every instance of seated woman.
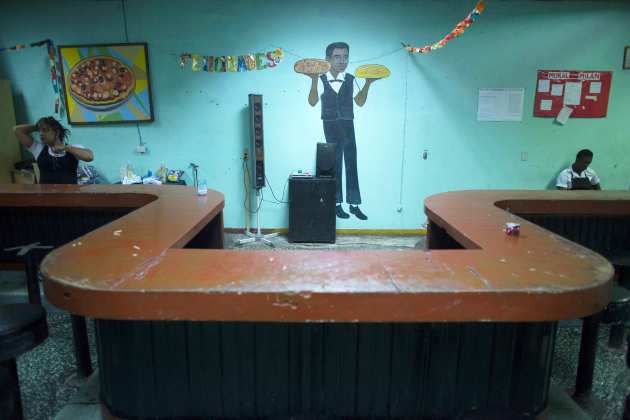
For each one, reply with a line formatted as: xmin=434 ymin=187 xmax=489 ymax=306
xmin=556 ymin=149 xmax=601 ymax=190
xmin=14 ymin=117 xmax=93 ymax=184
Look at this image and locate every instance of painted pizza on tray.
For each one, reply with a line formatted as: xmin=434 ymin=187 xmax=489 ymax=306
xmin=68 ymin=56 xmax=136 ymax=108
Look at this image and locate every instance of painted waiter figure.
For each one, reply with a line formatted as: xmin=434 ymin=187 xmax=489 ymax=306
xmin=306 ymin=42 xmax=377 ymax=220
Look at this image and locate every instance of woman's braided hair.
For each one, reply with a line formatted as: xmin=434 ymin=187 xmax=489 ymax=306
xmin=36 ymin=116 xmax=70 ymax=143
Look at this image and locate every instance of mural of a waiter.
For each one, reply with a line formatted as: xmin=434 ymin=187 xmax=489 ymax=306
xmin=296 ymin=42 xmax=389 ymax=221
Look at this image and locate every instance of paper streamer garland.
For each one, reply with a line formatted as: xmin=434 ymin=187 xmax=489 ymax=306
xmin=0 ymin=39 xmax=50 ymax=53
xmin=405 ymin=1 xmax=485 ymax=54
xmin=180 ymin=48 xmax=283 ymax=72
xmin=0 ymin=39 xmax=65 ymax=116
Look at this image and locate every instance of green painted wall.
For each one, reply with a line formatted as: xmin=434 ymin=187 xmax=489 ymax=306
xmin=1 ymin=0 xmax=629 ymax=228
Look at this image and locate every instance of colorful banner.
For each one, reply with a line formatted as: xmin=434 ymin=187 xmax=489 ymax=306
xmin=0 ymin=38 xmax=65 ymax=116
xmin=405 ymin=1 xmax=485 ymax=54
xmin=180 ymin=48 xmax=283 ymax=72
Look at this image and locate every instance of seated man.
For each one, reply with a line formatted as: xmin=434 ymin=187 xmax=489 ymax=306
xmin=556 ymin=149 xmax=601 ymax=190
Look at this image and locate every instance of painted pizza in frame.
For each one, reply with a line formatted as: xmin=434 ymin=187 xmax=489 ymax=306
xmin=59 ymin=43 xmax=154 ymax=125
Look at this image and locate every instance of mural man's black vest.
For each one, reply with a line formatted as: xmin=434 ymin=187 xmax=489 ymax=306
xmin=320 ymin=74 xmax=354 ymax=121
xmin=37 ymin=146 xmax=79 ymax=184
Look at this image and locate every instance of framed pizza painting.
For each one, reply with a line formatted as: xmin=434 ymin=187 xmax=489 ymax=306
xmin=58 ymin=43 xmax=154 ymax=125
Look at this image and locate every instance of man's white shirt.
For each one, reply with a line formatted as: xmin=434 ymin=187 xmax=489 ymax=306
xmin=555 ymin=166 xmax=600 ymax=189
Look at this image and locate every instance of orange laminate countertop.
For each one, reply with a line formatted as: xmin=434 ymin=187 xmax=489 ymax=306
xmin=1 ymin=185 xmax=619 ymax=322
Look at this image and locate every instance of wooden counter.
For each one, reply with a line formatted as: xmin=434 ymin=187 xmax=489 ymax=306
xmin=1 ymin=185 xmax=623 ymax=419
xmin=23 ymin=186 xmax=613 ymax=322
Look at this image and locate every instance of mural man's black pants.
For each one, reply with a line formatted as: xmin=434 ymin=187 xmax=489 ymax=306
xmin=323 ymin=119 xmax=361 ymax=205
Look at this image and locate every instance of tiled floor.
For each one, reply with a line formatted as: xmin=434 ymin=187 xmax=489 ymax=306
xmin=2 ymin=233 xmax=627 ymax=419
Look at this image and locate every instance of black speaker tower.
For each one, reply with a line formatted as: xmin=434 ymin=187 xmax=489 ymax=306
xmin=316 ymin=142 xmax=336 ymax=178
xmin=249 ymin=94 xmax=265 ymax=189
xmin=238 ymin=94 xmax=278 ymax=247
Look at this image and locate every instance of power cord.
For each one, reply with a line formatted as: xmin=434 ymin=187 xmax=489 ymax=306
xmin=242 ymin=160 xmax=260 ymax=214
xmin=264 ymin=174 xmax=289 ymax=204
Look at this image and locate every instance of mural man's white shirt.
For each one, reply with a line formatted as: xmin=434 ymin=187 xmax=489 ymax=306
xmin=324 ymin=71 xmax=350 ymax=94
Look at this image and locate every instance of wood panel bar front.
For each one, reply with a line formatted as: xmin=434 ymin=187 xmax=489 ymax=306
xmin=0 ymin=185 xmax=619 ymax=419
xmin=96 ymin=320 xmax=556 ymax=419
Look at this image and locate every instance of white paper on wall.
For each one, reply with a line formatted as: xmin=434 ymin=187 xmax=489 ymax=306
xmin=589 ymin=81 xmax=602 ymax=94
xmin=540 ymin=99 xmax=553 ymax=111
xmin=537 ymin=79 xmax=550 ymax=93
xmin=477 ymin=88 xmax=524 ymax=121
xmin=555 ymin=106 xmax=574 ymax=125
xmin=563 ymin=82 xmax=583 ymax=105
xmin=551 ymin=84 xmax=564 ymax=96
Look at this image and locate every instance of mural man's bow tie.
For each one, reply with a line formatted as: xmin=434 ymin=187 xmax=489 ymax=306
xmin=329 ymin=79 xmax=343 ymax=83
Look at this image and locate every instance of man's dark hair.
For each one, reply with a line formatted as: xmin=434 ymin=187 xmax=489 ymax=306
xmin=36 ymin=116 xmax=70 ymax=143
xmin=576 ymin=149 xmax=593 ymax=160
xmin=325 ymin=42 xmax=349 ymax=58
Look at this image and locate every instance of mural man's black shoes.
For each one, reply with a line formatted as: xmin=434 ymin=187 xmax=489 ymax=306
xmin=350 ymin=205 xmax=368 ymax=220
xmin=336 ymin=205 xmax=350 ymax=219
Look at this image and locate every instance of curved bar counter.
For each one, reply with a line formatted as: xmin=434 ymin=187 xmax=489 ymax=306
xmin=39 ymin=188 xmax=614 ymax=322
xmin=1 ymin=185 xmax=621 ymax=419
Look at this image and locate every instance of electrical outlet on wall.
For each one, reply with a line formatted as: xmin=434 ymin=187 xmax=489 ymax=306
xmin=135 ymin=145 xmax=147 ymax=154
xmin=521 ymin=152 xmax=528 ymax=161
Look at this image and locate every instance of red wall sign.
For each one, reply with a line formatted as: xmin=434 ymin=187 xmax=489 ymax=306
xmin=534 ymin=70 xmax=612 ymax=118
